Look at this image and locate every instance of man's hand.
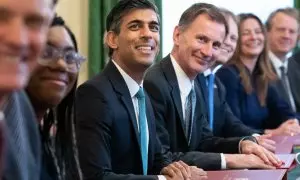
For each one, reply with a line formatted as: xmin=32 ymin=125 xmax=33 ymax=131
xmin=225 ymin=154 xmax=276 ymax=169
xmin=240 ymin=140 xmax=283 ymax=167
xmin=255 ymin=134 xmax=276 ymax=152
xmin=265 ymin=119 xmax=300 ymax=136
xmin=190 ymin=166 xmax=207 ymax=180
xmin=161 ymin=161 xmax=191 ymax=180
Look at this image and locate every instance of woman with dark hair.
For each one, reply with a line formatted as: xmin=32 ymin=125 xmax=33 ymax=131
xmin=26 ymin=16 xmax=85 ymax=180
xmin=217 ymin=13 xmax=300 ymax=136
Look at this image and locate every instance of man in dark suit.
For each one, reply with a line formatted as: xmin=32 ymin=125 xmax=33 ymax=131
xmin=266 ymin=8 xmax=300 ymax=114
xmin=144 ymin=3 xmax=282 ymax=171
xmin=75 ymin=0 xmax=207 ymax=179
xmin=0 ymin=0 xmax=56 ymax=179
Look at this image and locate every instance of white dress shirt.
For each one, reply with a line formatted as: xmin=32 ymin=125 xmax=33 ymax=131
xmin=113 ymin=60 xmax=166 ymax=180
xmin=269 ymin=51 xmax=296 ymax=111
xmin=170 ymin=55 xmax=227 ymax=169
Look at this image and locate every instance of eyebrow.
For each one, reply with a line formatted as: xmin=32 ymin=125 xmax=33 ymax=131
xmin=47 ymin=42 xmax=75 ymax=51
xmin=127 ymin=19 xmax=160 ymax=26
xmin=0 ymin=7 xmax=13 ymax=17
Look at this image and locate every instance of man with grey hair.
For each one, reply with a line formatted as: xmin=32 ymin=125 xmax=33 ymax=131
xmin=0 ymin=0 xmax=56 ymax=179
xmin=266 ymin=7 xmax=300 ymax=134
xmin=144 ymin=2 xmax=282 ymax=170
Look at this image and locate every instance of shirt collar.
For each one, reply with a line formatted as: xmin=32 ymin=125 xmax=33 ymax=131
xmin=170 ymin=54 xmax=194 ymax=95
xmin=112 ymin=60 xmax=141 ymax=98
xmin=203 ymin=64 xmax=223 ymax=77
xmin=269 ymin=51 xmax=288 ymax=72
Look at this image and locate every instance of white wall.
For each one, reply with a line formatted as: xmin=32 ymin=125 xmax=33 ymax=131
xmin=55 ymin=0 xmax=89 ymax=84
xmin=162 ymin=0 xmax=294 ymax=56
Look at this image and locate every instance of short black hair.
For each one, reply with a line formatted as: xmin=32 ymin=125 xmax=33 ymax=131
xmin=178 ymin=3 xmax=228 ymax=36
xmin=106 ymin=0 xmax=159 ymax=57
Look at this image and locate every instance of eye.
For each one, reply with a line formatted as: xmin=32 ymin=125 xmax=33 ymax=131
xmin=213 ymin=42 xmax=221 ymax=50
xmin=42 ymin=46 xmax=56 ymax=59
xmin=149 ymin=24 xmax=159 ymax=32
xmin=129 ymin=23 xmax=140 ymax=31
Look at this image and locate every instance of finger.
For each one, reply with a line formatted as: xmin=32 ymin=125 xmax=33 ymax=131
xmin=264 ymin=149 xmax=282 ymax=166
xmin=161 ymin=166 xmax=176 ymax=178
xmin=191 ymin=166 xmax=207 ymax=176
xmin=175 ymin=161 xmax=191 ymax=179
xmin=253 ymin=148 xmax=271 ymax=165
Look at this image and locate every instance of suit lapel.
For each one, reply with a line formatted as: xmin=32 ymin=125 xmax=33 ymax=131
xmin=161 ymin=55 xmax=186 ymax=142
xmin=105 ymin=61 xmax=140 ymax=145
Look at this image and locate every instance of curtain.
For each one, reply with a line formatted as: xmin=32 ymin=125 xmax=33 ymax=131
xmin=87 ymin=0 xmax=163 ymax=78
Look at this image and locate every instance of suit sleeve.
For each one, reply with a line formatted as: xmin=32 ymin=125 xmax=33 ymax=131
xmin=145 ymin=75 xmax=223 ymax=170
xmin=265 ymin=85 xmax=297 ymax=129
xmin=215 ymin=78 xmax=262 ymax=136
xmin=76 ymin=83 xmax=158 ymax=180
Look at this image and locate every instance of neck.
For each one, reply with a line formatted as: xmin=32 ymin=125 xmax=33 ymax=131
xmin=171 ymin=50 xmax=197 ymax=81
xmin=26 ymin=92 xmax=49 ymax=123
xmin=240 ymin=55 xmax=258 ymax=73
xmin=113 ymin=57 xmax=146 ymax=85
xmin=0 ymin=94 xmax=7 ymax=111
xmin=272 ymin=51 xmax=287 ymax=62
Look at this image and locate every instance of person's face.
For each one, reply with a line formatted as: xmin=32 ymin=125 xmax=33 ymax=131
xmin=217 ymin=16 xmax=238 ymax=64
xmin=267 ymin=12 xmax=298 ymax=57
xmin=173 ymin=14 xmax=225 ymax=77
xmin=240 ymin=18 xmax=265 ymax=58
xmin=0 ymin=0 xmax=54 ymax=95
xmin=109 ymin=9 xmax=159 ymax=71
xmin=26 ymin=26 xmax=78 ymax=107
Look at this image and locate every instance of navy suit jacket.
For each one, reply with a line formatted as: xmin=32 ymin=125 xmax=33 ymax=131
xmin=217 ymin=64 xmax=296 ymax=130
xmin=144 ymin=55 xmax=243 ymax=170
xmin=75 ymin=61 xmax=171 ymax=180
xmin=198 ymin=75 xmax=261 ymax=137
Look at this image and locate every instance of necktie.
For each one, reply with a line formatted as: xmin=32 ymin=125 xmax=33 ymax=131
xmin=279 ymin=66 xmax=296 ymax=111
xmin=135 ymin=88 xmax=148 ymax=175
xmin=184 ymin=87 xmax=196 ymax=144
xmin=208 ymin=73 xmax=215 ymax=130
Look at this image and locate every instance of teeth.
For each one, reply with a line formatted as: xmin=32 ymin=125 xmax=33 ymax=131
xmin=137 ymin=46 xmax=152 ymax=50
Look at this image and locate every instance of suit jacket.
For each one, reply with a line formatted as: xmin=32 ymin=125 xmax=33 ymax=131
xmin=3 ymin=90 xmax=41 ymax=180
xmin=271 ymin=56 xmax=300 ymax=113
xmin=75 ymin=61 xmax=171 ymax=180
xmin=144 ymin=55 xmax=243 ymax=170
xmin=199 ymin=75 xmax=261 ymax=137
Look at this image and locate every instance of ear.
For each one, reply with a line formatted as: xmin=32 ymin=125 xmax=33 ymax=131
xmin=105 ymin=31 xmax=119 ymax=51
xmin=173 ymin=26 xmax=181 ymax=46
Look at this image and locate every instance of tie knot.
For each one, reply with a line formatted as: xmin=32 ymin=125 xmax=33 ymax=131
xmin=136 ymin=87 xmax=145 ymax=99
xmin=280 ymin=66 xmax=286 ymax=75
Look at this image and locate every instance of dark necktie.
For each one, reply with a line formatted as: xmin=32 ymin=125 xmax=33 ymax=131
xmin=279 ymin=66 xmax=296 ymax=111
xmin=208 ymin=73 xmax=215 ymax=130
xmin=185 ymin=87 xmax=196 ymax=144
xmin=135 ymin=88 xmax=148 ymax=175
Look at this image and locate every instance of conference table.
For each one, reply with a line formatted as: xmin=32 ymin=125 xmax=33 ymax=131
xmin=206 ymin=134 xmax=300 ymax=180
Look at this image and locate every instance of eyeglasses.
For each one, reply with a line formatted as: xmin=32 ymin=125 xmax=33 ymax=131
xmin=38 ymin=44 xmax=86 ymax=73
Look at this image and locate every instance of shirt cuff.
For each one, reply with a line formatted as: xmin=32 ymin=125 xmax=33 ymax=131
xmin=252 ymin=133 xmax=261 ymax=137
xmin=220 ymin=153 xmax=226 ymax=169
xmin=158 ymin=175 xmax=167 ymax=180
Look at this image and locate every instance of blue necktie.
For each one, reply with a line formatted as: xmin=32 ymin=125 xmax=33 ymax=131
xmin=208 ymin=74 xmax=215 ymax=130
xmin=136 ymin=88 xmax=148 ymax=175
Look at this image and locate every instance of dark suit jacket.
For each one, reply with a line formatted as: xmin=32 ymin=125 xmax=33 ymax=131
xmin=199 ymin=75 xmax=261 ymax=137
xmin=3 ymin=90 xmax=41 ymax=180
xmin=271 ymin=56 xmax=300 ymax=113
xmin=75 ymin=61 xmax=171 ymax=180
xmin=144 ymin=55 xmax=243 ymax=170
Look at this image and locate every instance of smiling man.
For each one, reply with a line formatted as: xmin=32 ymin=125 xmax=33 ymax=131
xmin=144 ymin=3 xmax=282 ymax=170
xmin=0 ymin=0 xmax=56 ymax=179
xmin=75 ymin=0 xmax=207 ymax=179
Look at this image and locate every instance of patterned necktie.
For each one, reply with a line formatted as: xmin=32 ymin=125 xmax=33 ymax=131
xmin=208 ymin=73 xmax=215 ymax=130
xmin=279 ymin=66 xmax=296 ymax=111
xmin=184 ymin=87 xmax=196 ymax=144
xmin=135 ymin=88 xmax=148 ymax=175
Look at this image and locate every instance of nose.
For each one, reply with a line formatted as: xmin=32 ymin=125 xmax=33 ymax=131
xmin=140 ymin=26 xmax=153 ymax=39
xmin=48 ymin=58 xmax=68 ymax=72
xmin=202 ymin=43 xmax=213 ymax=58
xmin=4 ymin=19 xmax=28 ymax=52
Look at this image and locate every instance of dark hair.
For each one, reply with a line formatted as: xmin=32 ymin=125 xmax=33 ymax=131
xmin=228 ymin=13 xmax=276 ymax=106
xmin=106 ymin=0 xmax=159 ymax=57
xmin=42 ymin=15 xmax=82 ymax=180
xmin=177 ymin=3 xmax=228 ymax=36
xmin=265 ymin=7 xmax=300 ymax=32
